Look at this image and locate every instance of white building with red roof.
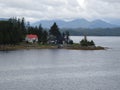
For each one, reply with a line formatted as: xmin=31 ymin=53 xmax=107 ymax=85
xmin=25 ymin=34 xmax=38 ymax=43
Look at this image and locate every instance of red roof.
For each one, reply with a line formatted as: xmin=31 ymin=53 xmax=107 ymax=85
xmin=26 ymin=34 xmax=38 ymax=39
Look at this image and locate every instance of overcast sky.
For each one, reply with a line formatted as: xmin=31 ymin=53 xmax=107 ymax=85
xmin=0 ymin=0 xmax=120 ymax=22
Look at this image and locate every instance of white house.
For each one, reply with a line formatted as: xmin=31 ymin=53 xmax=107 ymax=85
xmin=25 ymin=34 xmax=38 ymax=43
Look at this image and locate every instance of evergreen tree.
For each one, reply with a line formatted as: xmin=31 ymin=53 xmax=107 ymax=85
xmin=90 ymin=40 xmax=95 ymax=46
xmin=0 ymin=18 xmax=27 ymax=45
xmin=65 ymin=31 xmax=70 ymax=44
xmin=49 ymin=22 xmax=62 ymax=44
xmin=0 ymin=17 xmax=50 ymax=45
xmin=49 ymin=22 xmax=61 ymax=37
xmin=38 ymin=24 xmax=43 ymax=42
xmin=80 ymin=39 xmax=88 ymax=46
xmin=80 ymin=39 xmax=95 ymax=46
xmin=41 ymin=31 xmax=48 ymax=44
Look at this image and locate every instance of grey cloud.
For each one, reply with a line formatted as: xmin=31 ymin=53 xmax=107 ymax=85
xmin=84 ymin=0 xmax=120 ymax=19
xmin=100 ymin=0 xmax=120 ymax=3
xmin=0 ymin=0 xmax=120 ymax=22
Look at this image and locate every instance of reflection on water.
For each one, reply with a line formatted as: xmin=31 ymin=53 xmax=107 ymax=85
xmin=0 ymin=36 xmax=120 ymax=90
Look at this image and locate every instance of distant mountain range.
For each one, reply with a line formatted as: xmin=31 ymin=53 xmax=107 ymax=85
xmin=32 ymin=19 xmax=119 ymax=28
xmin=0 ymin=18 xmax=8 ymax=21
xmin=61 ymin=28 xmax=120 ymax=36
xmin=0 ymin=18 xmax=119 ymax=29
xmin=1 ymin=18 xmax=120 ymax=36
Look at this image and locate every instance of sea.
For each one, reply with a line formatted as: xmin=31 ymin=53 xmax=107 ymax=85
xmin=0 ymin=36 xmax=120 ymax=90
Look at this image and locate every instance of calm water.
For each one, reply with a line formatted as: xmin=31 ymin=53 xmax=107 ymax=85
xmin=0 ymin=36 xmax=120 ymax=90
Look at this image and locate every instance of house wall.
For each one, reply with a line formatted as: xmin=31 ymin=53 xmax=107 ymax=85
xmin=25 ymin=37 xmax=38 ymax=43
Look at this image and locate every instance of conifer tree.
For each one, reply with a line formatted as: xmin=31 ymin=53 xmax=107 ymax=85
xmin=49 ymin=22 xmax=61 ymax=37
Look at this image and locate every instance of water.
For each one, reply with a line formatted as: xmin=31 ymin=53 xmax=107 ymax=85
xmin=0 ymin=36 xmax=120 ymax=90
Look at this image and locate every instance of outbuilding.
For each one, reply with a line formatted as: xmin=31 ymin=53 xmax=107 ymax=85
xmin=25 ymin=34 xmax=38 ymax=43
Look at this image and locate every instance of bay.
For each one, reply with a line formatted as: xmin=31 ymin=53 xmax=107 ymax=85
xmin=0 ymin=36 xmax=120 ymax=90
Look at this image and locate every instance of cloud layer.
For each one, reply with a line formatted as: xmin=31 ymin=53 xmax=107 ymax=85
xmin=0 ymin=0 xmax=120 ymax=22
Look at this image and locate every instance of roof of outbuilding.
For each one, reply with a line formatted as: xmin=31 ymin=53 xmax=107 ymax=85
xmin=26 ymin=34 xmax=38 ymax=39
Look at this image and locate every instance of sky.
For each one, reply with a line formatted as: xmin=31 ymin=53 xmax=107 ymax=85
xmin=0 ymin=0 xmax=120 ymax=23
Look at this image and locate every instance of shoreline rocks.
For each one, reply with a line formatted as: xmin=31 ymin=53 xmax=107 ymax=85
xmin=0 ymin=44 xmax=106 ymax=51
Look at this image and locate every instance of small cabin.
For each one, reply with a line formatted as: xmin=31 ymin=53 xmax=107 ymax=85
xmin=25 ymin=34 xmax=38 ymax=43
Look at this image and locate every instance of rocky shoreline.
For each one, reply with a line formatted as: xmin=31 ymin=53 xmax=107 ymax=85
xmin=0 ymin=44 xmax=106 ymax=51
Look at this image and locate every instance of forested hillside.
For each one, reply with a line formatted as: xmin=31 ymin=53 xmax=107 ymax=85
xmin=60 ymin=28 xmax=120 ymax=36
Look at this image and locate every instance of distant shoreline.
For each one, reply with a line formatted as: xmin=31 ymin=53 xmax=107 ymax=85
xmin=0 ymin=44 xmax=106 ymax=51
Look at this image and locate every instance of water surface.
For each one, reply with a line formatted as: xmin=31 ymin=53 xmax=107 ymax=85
xmin=0 ymin=36 xmax=120 ymax=90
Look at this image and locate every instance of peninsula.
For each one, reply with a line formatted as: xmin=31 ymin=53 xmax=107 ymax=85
xmin=0 ymin=18 xmax=105 ymax=51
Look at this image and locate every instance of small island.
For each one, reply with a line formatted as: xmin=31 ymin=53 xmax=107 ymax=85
xmin=0 ymin=34 xmax=105 ymax=51
xmin=65 ymin=35 xmax=105 ymax=50
xmin=0 ymin=18 xmax=105 ymax=51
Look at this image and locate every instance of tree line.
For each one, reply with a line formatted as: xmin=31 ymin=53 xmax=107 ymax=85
xmin=0 ymin=17 xmax=69 ymax=45
xmin=61 ymin=27 xmax=120 ymax=36
xmin=0 ymin=18 xmax=26 ymax=45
